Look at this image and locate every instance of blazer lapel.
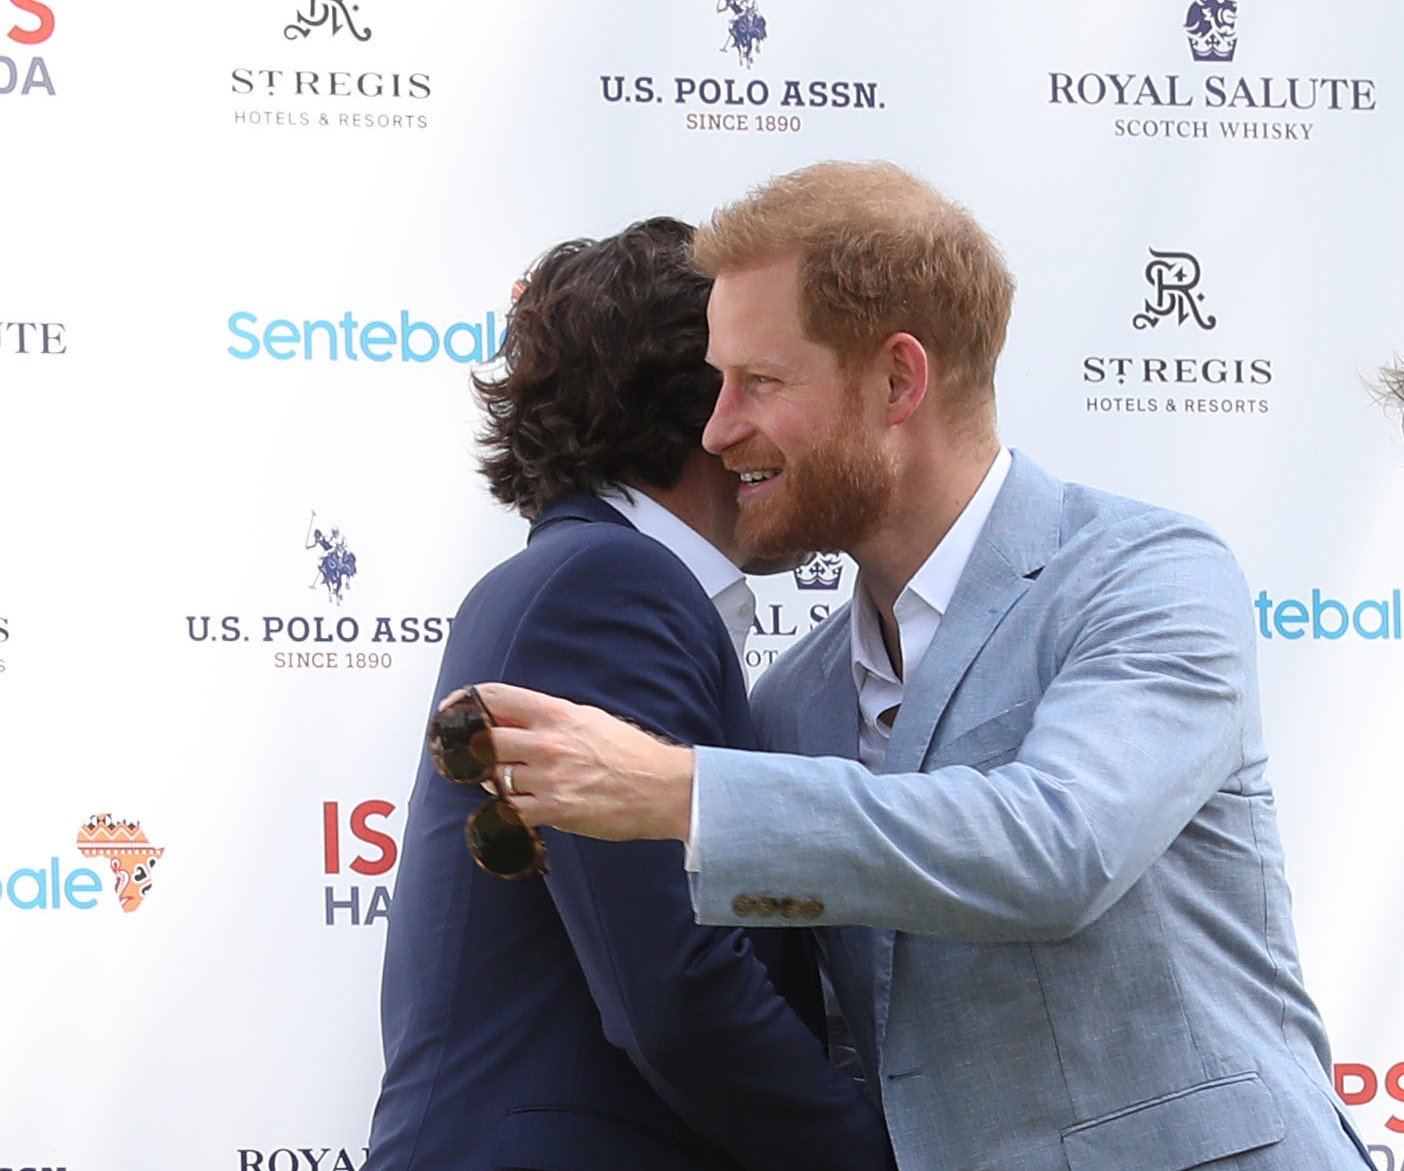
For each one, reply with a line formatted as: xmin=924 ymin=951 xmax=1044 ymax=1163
xmin=795 ymin=605 xmax=861 ymax=761
xmin=883 ymin=451 xmax=1064 ymax=774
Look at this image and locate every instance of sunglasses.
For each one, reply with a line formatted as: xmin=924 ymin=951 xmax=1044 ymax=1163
xmin=426 ymin=687 xmax=549 ymax=879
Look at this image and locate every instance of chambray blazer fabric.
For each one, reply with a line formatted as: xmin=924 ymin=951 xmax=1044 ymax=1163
xmin=367 ymin=494 xmax=892 ymax=1171
xmin=692 ymin=453 xmax=1370 ymax=1171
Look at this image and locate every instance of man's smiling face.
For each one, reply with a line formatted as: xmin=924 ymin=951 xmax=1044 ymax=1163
xmin=702 ymin=255 xmax=895 ymax=563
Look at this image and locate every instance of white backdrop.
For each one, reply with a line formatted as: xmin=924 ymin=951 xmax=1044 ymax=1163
xmin=3 ymin=2 xmax=1403 ymax=1168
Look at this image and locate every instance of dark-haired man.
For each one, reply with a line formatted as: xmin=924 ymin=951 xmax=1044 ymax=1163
xmin=364 ymin=218 xmax=892 ymax=1171
xmin=472 ymin=166 xmax=1371 ymax=1170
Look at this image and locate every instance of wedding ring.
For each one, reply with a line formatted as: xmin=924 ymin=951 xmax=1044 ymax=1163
xmin=501 ymin=764 xmax=517 ymax=797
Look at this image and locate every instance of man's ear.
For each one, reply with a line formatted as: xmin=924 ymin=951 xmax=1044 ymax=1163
xmin=881 ymin=332 xmax=929 ymax=426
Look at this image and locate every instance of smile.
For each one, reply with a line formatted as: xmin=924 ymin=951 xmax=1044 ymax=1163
xmin=739 ymin=470 xmax=779 ymax=484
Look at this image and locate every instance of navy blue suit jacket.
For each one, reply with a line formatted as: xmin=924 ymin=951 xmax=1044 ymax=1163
xmin=367 ymin=494 xmax=891 ymax=1171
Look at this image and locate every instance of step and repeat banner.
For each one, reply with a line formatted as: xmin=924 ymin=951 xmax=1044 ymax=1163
xmin=3 ymin=1 xmax=1402 ymax=1168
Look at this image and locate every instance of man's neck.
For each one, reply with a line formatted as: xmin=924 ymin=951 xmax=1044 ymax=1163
xmin=853 ymin=437 xmax=1001 ymax=654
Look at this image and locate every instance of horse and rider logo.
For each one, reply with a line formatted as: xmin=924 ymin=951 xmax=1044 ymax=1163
xmin=306 ymin=512 xmax=358 ymax=604
xmin=717 ymin=0 xmax=767 ymax=69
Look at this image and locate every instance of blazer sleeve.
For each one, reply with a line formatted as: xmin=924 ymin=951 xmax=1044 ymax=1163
xmin=691 ymin=512 xmax=1258 ymax=942
xmin=497 ymin=535 xmax=893 ymax=1171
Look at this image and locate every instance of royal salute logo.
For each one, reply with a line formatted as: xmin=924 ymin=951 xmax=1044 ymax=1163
xmin=184 ymin=510 xmax=453 ymax=672
xmin=793 ymin=552 xmax=844 ymax=591
xmin=2 ymin=0 xmax=55 ymax=97
xmin=76 ymin=814 xmax=164 ymax=913
xmin=598 ymin=0 xmax=887 ymax=137
xmin=717 ymin=0 xmax=767 ymax=68
xmin=238 ymin=1149 xmax=367 ymax=1170
xmin=284 ymin=0 xmax=370 ymax=43
xmin=1082 ymin=248 xmax=1271 ymax=418
xmin=1183 ymin=1 xmax=1237 ymax=62
xmin=230 ymin=0 xmax=431 ymax=131
xmin=1047 ymin=0 xmax=1375 ymax=143
xmin=1132 ymin=249 xmax=1218 ymax=332
xmin=0 ymin=321 xmax=65 ymax=353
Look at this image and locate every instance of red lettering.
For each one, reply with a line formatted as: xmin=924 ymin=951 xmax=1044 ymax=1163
xmin=1335 ymin=1062 xmax=1377 ymax=1105
xmin=1386 ymin=1062 xmax=1404 ymax=1134
xmin=8 ymin=0 xmax=55 ymax=45
xmin=349 ymin=799 xmax=397 ymax=876
xmin=322 ymin=801 xmax=340 ymax=874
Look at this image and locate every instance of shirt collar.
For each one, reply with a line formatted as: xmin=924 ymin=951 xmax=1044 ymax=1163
xmin=850 ymin=446 xmax=1012 ymax=687
xmin=597 ymin=485 xmax=747 ymax=603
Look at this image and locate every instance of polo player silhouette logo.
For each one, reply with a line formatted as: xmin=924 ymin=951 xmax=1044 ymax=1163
xmin=1184 ymin=1 xmax=1238 ymax=62
xmin=77 ymin=814 xmax=164 ymax=913
xmin=717 ymin=0 xmax=767 ymax=68
xmin=306 ymin=512 xmax=358 ymax=604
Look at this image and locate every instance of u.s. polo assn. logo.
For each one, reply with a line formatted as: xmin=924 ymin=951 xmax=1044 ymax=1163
xmin=717 ymin=1 xmax=768 ymax=68
xmin=1183 ymin=1 xmax=1237 ymax=63
xmin=306 ymin=512 xmax=358 ymax=604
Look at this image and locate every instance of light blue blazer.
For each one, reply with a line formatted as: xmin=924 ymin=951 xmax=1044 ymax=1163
xmin=691 ymin=452 xmax=1370 ymax=1171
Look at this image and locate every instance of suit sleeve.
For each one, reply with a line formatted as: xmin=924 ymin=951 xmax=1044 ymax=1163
xmin=500 ymin=536 xmax=893 ymax=1170
xmin=693 ymin=513 xmax=1257 ymax=942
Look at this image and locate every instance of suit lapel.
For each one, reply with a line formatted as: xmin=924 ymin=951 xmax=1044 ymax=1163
xmin=883 ymin=451 xmax=1064 ymax=773
xmin=796 ymin=607 xmax=861 ymax=761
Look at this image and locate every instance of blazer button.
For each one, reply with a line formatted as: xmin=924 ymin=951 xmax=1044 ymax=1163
xmin=731 ymin=894 xmax=756 ymax=917
xmin=778 ymin=898 xmax=800 ymax=919
xmin=756 ymin=895 xmax=780 ymax=917
xmin=799 ymin=898 xmax=824 ymax=920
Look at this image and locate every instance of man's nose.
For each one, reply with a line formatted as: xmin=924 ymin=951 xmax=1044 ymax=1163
xmin=703 ymin=377 xmax=748 ymax=454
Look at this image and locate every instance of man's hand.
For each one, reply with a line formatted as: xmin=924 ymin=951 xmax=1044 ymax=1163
xmin=463 ymin=682 xmax=696 ymax=842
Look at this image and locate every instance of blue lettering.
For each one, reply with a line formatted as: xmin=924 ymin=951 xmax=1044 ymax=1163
xmin=1274 ymin=599 xmax=1308 ymax=640
xmin=443 ymin=321 xmax=484 ymax=363
xmin=303 ymin=318 xmax=339 ymax=361
xmin=65 ymin=867 xmax=101 ymax=909
xmin=1311 ymin=589 xmax=1348 ymax=639
xmin=227 ymin=311 xmax=260 ymax=359
xmin=1 ymin=860 xmax=103 ymax=910
xmin=263 ymin=319 xmax=299 ymax=361
xmin=400 ymin=312 xmax=439 ymax=362
xmin=360 ymin=320 xmax=394 ymax=361
xmin=1257 ymin=589 xmax=1404 ymax=640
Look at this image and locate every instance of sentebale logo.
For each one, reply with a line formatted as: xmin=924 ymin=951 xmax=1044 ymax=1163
xmin=75 ymin=814 xmax=164 ymax=913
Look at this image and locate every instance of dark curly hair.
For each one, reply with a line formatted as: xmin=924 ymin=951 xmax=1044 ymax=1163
xmin=475 ymin=217 xmax=720 ymax=516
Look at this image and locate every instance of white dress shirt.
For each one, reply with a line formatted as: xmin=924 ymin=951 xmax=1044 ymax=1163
xmin=686 ymin=448 xmax=1011 ymax=864
xmin=597 ymin=486 xmax=756 ymax=664
xmin=849 ymin=446 xmax=1011 ymax=768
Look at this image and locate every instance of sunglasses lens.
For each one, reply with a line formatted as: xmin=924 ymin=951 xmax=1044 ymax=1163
xmin=428 ymin=694 xmax=495 ymax=783
xmin=467 ymin=800 xmax=545 ymax=878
